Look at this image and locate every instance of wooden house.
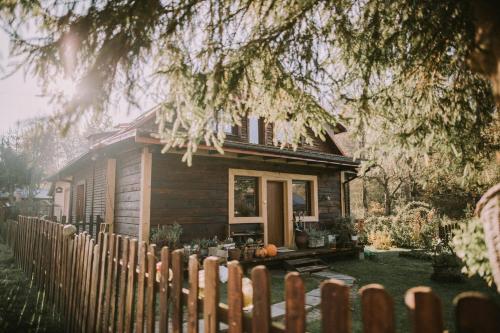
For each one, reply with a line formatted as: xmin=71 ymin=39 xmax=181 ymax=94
xmin=48 ymin=108 xmax=359 ymax=247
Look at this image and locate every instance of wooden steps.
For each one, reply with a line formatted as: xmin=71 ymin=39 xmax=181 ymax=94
xmin=284 ymin=258 xmax=329 ymax=273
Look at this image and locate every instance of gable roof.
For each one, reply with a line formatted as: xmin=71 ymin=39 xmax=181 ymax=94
xmin=48 ymin=106 xmax=359 ymax=180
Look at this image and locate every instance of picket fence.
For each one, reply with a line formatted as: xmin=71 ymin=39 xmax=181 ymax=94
xmin=4 ymin=216 xmax=500 ymax=333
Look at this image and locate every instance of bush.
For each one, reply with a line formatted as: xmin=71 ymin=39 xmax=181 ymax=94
xmin=363 ymin=201 xmax=440 ymax=249
xmin=367 ymin=230 xmax=392 ymax=250
xmin=452 ymin=218 xmax=494 ymax=286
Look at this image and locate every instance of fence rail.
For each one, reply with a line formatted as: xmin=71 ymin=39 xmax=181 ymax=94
xmin=4 ymin=216 xmax=500 ymax=333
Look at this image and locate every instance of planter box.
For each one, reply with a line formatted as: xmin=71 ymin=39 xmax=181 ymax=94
xmin=308 ymin=237 xmax=325 ymax=248
xmin=208 ymin=247 xmax=228 ymax=259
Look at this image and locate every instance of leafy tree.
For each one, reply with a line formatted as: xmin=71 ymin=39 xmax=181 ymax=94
xmin=0 ymin=0 xmax=497 ymax=169
xmin=0 ymin=138 xmax=31 ymax=204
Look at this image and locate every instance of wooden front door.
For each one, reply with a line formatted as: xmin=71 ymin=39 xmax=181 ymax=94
xmin=267 ymin=181 xmax=285 ymax=246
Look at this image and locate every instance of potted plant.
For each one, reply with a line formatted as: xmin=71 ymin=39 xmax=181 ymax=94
xmin=243 ymin=238 xmax=257 ymax=261
xmin=294 ymin=212 xmax=309 ymax=249
xmin=150 ymin=223 xmax=183 ymax=250
xmin=198 ymin=238 xmax=211 ymax=257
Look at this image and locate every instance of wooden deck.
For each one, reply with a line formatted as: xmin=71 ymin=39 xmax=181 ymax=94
xmin=239 ymin=246 xmax=363 ymax=269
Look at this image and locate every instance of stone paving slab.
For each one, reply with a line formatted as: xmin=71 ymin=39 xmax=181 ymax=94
xmin=311 ymin=271 xmax=356 ymax=286
xmin=270 ymin=270 xmax=356 ymax=320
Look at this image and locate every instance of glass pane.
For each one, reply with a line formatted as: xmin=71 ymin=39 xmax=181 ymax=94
xmin=248 ymin=116 xmax=260 ymax=144
xmin=292 ymin=180 xmax=311 ymax=216
xmin=234 ymin=176 xmax=259 ymax=217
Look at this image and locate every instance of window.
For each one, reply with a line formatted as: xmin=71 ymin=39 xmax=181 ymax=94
xmin=248 ymin=116 xmax=263 ymax=144
xmin=214 ymin=110 xmax=238 ymax=135
xmin=292 ymin=180 xmax=312 ymax=216
xmin=234 ymin=176 xmax=259 ymax=217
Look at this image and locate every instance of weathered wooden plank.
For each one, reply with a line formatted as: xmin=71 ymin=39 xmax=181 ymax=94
xmin=227 ymin=261 xmax=243 ymax=333
xmin=159 ymin=247 xmax=170 ymax=333
xmin=83 ymin=238 xmax=95 ymax=333
xmin=405 ymin=287 xmax=443 ymax=333
xmin=454 ymin=292 xmax=500 ymax=333
xmin=145 ymin=251 xmax=156 ymax=333
xmin=204 ymin=256 xmax=220 ymax=333
xmin=359 ymin=284 xmax=395 ymax=333
xmin=102 ymin=233 xmax=116 ymax=332
xmin=109 ymin=235 xmax=122 ymax=333
xmin=285 ymin=272 xmax=305 ymax=333
xmin=187 ymin=254 xmax=199 ymax=333
xmin=251 ymin=266 xmax=271 ymax=333
xmin=135 ymin=241 xmax=147 ymax=333
xmin=96 ymin=233 xmax=108 ymax=333
xmin=321 ymin=279 xmax=351 ymax=333
xmin=88 ymin=243 xmax=101 ymax=333
xmin=117 ymin=237 xmax=130 ymax=333
xmin=172 ymin=249 xmax=184 ymax=333
xmin=125 ymin=239 xmax=138 ymax=333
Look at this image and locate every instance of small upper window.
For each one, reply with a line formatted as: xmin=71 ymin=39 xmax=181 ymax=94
xmin=248 ymin=116 xmax=262 ymax=144
xmin=292 ymin=180 xmax=312 ymax=216
xmin=214 ymin=110 xmax=237 ymax=135
xmin=234 ymin=176 xmax=259 ymax=217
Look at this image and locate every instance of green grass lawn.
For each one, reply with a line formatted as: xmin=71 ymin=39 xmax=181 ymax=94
xmin=307 ymin=249 xmax=500 ymax=333
xmin=0 ymin=242 xmax=64 ymax=333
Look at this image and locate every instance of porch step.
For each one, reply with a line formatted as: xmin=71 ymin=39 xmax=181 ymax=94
xmin=284 ymin=258 xmax=329 ymax=274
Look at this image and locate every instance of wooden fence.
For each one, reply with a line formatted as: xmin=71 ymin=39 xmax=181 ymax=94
xmin=3 ymin=216 xmax=500 ymax=333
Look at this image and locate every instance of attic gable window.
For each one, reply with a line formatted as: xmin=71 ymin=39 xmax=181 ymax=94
xmin=213 ymin=110 xmax=238 ymax=135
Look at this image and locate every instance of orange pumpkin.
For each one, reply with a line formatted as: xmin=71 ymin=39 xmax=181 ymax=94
xmin=255 ymin=247 xmax=268 ymax=258
xmin=265 ymin=244 xmax=278 ymax=257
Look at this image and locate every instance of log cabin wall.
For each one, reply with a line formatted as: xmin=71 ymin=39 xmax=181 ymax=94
xmin=70 ymin=159 xmax=107 ymax=223
xmin=113 ymin=149 xmax=142 ymax=237
xmin=150 ymin=153 xmax=343 ymax=241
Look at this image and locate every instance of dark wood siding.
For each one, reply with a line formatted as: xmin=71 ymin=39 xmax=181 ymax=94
xmin=150 ymin=153 xmax=342 ymax=241
xmin=114 ymin=149 xmax=142 ymax=237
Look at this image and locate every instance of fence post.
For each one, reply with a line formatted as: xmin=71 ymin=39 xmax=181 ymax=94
xmin=285 ymin=272 xmax=306 ymax=333
xmin=146 ymin=250 xmax=157 ymax=333
xmin=159 ymin=247 xmax=171 ymax=333
xmin=117 ymin=237 xmax=130 ymax=332
xmin=405 ymin=287 xmax=443 ymax=333
xmin=172 ymin=249 xmax=184 ymax=333
xmin=125 ymin=239 xmax=138 ymax=333
xmin=454 ymin=292 xmax=500 ymax=333
xmin=360 ymin=284 xmax=395 ymax=333
xmin=227 ymin=260 xmax=243 ymax=333
xmin=204 ymin=256 xmax=220 ymax=333
xmin=251 ymin=265 xmax=271 ymax=333
xmin=321 ymin=279 xmax=351 ymax=333
xmin=135 ymin=241 xmax=147 ymax=333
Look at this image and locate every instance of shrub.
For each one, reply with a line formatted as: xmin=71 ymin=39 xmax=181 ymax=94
xmin=367 ymin=230 xmax=393 ymax=250
xmin=363 ymin=201 xmax=440 ymax=249
xmin=452 ymin=218 xmax=493 ymax=286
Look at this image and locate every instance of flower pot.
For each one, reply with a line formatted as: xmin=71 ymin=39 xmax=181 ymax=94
xmin=295 ymin=230 xmax=309 ymax=249
xmin=243 ymin=245 xmax=257 ymax=261
xmin=228 ymin=248 xmax=241 ymax=261
xmin=200 ymin=248 xmax=208 ymax=257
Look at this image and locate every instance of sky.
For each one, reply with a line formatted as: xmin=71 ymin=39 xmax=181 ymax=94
xmin=0 ymin=30 xmax=144 ymax=135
